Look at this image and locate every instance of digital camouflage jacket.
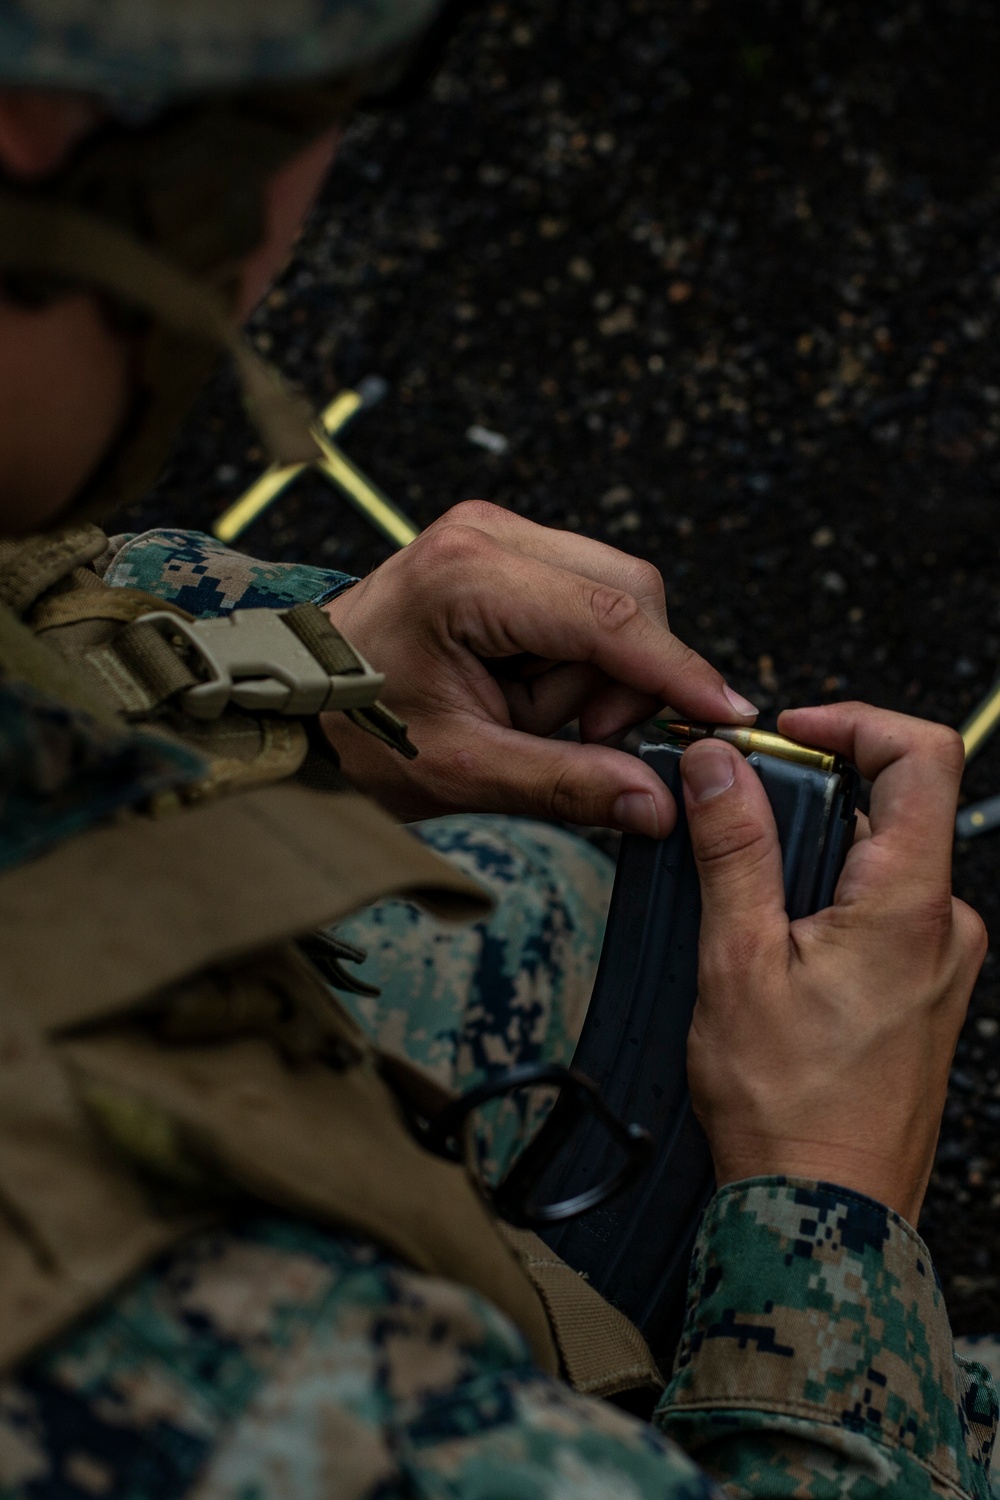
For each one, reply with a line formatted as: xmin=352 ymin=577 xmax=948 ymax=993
xmin=0 ymin=529 xmax=996 ymax=1500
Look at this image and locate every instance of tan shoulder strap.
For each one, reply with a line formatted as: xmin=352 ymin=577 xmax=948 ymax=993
xmin=0 ymin=524 xmax=107 ymax=615
xmin=0 ymin=599 xmax=119 ymax=725
xmin=29 ymin=582 xmax=196 ymax=632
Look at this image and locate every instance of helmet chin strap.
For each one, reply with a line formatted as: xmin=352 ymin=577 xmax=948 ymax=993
xmin=0 ymin=78 xmax=367 ymax=530
xmin=0 ymin=192 xmax=322 ymax=456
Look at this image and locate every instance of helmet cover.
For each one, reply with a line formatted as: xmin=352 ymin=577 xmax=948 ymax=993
xmin=0 ymin=0 xmax=443 ymax=100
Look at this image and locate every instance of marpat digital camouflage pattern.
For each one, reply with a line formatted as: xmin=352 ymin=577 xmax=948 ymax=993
xmin=0 ymin=675 xmax=205 ymax=872
xmin=99 ymin=528 xmax=359 ymax=615
xmin=0 ymin=0 xmax=444 ymax=97
xmin=0 ymin=528 xmax=997 ymax=1498
xmin=1 ymin=1188 xmax=997 ymax=1498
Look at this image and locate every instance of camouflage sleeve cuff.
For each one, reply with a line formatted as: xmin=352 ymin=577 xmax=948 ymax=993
xmin=655 ymin=1177 xmax=997 ymax=1499
xmin=101 ymin=529 xmax=358 ymax=617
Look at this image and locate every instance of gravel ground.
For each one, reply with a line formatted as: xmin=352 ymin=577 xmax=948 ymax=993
xmin=120 ymin=0 xmax=1000 ymax=1331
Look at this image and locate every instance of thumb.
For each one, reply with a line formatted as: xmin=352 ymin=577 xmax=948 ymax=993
xmin=680 ymin=741 xmax=788 ymax=973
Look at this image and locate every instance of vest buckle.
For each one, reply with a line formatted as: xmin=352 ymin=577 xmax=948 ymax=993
xmin=130 ymin=606 xmax=385 ymax=720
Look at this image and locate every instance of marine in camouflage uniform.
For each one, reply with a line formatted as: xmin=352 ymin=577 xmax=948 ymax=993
xmin=0 ymin=529 xmax=995 ymax=1498
xmin=0 ymin=5 xmax=998 ymax=1499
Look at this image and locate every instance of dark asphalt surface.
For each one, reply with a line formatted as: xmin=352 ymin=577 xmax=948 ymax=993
xmin=120 ymin=0 xmax=1000 ymax=1330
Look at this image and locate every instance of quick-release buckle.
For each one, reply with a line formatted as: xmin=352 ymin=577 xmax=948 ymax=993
xmin=135 ymin=608 xmax=385 ymax=721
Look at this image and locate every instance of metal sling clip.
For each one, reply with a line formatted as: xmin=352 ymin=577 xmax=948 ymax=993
xmin=418 ymin=1062 xmax=653 ymax=1230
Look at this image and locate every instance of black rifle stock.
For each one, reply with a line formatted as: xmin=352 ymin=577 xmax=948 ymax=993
xmin=502 ymin=741 xmax=858 ymax=1373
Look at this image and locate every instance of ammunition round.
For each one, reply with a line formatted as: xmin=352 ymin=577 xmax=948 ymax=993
xmin=656 ymin=720 xmax=838 ymax=773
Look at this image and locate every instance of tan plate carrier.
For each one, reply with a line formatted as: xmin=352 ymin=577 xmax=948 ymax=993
xmin=0 ymin=525 xmax=662 ymax=1399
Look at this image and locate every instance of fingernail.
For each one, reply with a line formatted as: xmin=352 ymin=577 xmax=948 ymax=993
xmin=682 ymin=742 xmax=736 ymax=803
xmin=724 ymin=684 xmax=758 ymax=717
xmin=613 ymin=791 xmax=660 ymax=838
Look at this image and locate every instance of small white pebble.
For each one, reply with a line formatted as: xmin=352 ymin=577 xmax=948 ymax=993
xmin=466 ymin=424 xmax=509 ymax=455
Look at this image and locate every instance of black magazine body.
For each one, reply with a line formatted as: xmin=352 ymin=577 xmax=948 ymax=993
xmin=505 ymin=741 xmax=858 ymax=1373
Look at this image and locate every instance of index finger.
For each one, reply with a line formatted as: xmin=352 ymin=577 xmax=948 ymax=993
xmin=447 ymin=540 xmax=757 ymax=728
xmin=777 ymin=702 xmax=964 ymax=887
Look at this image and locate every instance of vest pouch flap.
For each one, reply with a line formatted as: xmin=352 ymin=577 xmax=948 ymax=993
xmin=1 ymin=782 xmax=491 ymax=1031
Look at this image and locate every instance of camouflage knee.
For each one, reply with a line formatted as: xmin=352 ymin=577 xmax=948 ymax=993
xmin=330 ymin=815 xmax=614 ymax=1176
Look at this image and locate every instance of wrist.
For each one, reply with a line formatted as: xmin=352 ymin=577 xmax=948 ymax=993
xmin=312 ymin=574 xmax=359 ymax=610
xmin=320 ymin=578 xmax=359 ymax=629
xmin=709 ymin=1133 xmax=928 ymax=1225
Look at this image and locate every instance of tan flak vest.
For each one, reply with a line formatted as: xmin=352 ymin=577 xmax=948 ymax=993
xmin=0 ymin=525 xmax=661 ymax=1400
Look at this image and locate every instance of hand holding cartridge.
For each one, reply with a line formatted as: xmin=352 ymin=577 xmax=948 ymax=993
xmin=682 ymin=700 xmax=987 ymax=1226
xmin=321 ymin=501 xmax=757 ymax=830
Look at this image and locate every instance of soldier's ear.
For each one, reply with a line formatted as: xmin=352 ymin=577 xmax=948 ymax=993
xmin=0 ymin=89 xmax=103 ymax=180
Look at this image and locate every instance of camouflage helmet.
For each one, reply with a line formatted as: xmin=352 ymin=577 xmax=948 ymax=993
xmin=0 ymin=0 xmax=445 ymax=99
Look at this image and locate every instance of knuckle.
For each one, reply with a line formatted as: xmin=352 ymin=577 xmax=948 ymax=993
xmin=902 ymin=888 xmax=958 ymax=954
xmin=919 ymin=890 xmax=955 ymax=932
xmin=416 ymin=520 xmax=491 ymax=573
xmin=687 ymin=639 xmax=723 ymax=683
xmin=953 ymin=899 xmax=989 ymax=965
xmin=444 ymin=498 xmax=506 ymax=531
xmin=924 ymin=722 xmax=966 ymax=777
xmin=587 ymin=582 xmax=640 ymax=633
xmin=508 ymin=760 xmax=584 ymax=826
xmin=633 ymin=557 xmax=666 ymax=601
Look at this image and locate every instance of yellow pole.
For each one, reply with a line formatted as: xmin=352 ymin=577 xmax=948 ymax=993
xmin=213 ymin=459 xmax=307 ymax=543
xmin=960 ymin=681 xmax=1000 ymax=762
xmin=212 ymin=387 xmax=417 ymax=548
xmin=311 ymin=429 xmax=418 ymax=549
xmin=319 ymin=389 xmax=366 ymax=432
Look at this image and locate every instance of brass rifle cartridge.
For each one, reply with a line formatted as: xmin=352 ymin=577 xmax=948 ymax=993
xmin=655 ymin=721 xmax=840 ymax=774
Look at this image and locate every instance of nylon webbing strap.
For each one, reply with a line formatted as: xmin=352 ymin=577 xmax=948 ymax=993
xmin=77 ymin=602 xmax=416 ymax=758
xmin=30 ymin=587 xmax=196 ymax=632
xmin=0 ymin=194 xmax=321 ymax=468
xmin=85 ymin=618 xmax=200 ymax=716
xmin=282 ymin=604 xmax=418 ymax=759
xmin=345 ymin=702 xmax=418 ymax=759
xmin=0 ymin=601 xmax=120 ymax=727
xmin=281 ymin=601 xmax=368 ymax=675
xmin=497 ymin=1224 xmax=664 ymax=1398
